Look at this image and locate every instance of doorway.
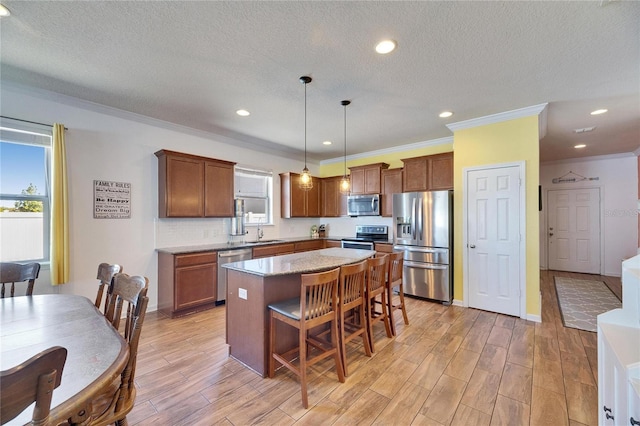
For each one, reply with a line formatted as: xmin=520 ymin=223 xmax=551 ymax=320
xmin=464 ymin=162 xmax=525 ymax=317
xmin=547 ymin=188 xmax=601 ymax=274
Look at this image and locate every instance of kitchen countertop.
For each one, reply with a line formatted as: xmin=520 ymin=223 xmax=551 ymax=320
xmin=221 ymin=247 xmax=375 ymax=277
xmin=156 ymin=235 xmax=393 ymax=255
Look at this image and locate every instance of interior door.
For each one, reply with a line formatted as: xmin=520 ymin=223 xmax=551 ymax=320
xmin=547 ymin=188 xmax=600 ymax=274
xmin=467 ymin=165 xmax=521 ymax=317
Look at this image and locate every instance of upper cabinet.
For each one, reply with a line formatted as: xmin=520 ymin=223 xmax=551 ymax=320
xmin=349 ymin=163 xmax=389 ymax=195
xmin=155 ymin=149 xmax=236 ymax=218
xmin=280 ymin=172 xmax=321 ymax=218
xmin=402 ymin=152 xmax=453 ymax=192
xmin=321 ymin=177 xmax=347 ymax=217
xmin=381 ymin=168 xmax=403 ymax=217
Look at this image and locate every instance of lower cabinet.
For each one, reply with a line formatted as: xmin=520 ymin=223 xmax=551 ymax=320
xmin=158 ymin=251 xmax=218 ymax=318
xmin=294 ymin=239 xmax=325 ymax=252
xmin=252 ymin=243 xmax=295 ymax=259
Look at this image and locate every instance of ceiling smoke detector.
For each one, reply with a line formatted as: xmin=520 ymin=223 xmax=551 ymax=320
xmin=573 ymin=126 xmax=596 ymax=134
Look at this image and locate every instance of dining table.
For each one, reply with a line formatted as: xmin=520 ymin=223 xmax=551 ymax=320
xmin=0 ymin=294 xmax=129 ymax=425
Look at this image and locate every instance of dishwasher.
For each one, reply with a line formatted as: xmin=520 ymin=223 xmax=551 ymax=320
xmin=217 ymin=248 xmax=252 ymax=303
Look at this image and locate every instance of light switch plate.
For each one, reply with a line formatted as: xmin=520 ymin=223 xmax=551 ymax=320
xmin=239 ymin=288 xmax=247 ymax=300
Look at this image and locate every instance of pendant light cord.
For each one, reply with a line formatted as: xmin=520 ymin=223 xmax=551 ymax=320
xmin=304 ymin=80 xmax=307 ymax=168
xmin=343 ymin=103 xmax=347 ymax=176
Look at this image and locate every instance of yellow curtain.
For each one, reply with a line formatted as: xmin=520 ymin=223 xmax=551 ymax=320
xmin=51 ymin=123 xmax=69 ymax=285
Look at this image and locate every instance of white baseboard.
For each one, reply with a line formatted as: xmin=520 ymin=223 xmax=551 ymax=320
xmin=526 ymin=313 xmax=542 ymax=323
xmin=452 ymin=299 xmax=465 ymax=307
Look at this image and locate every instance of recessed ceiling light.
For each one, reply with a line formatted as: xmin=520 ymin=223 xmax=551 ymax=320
xmin=574 ymin=144 xmax=587 ymax=149
xmin=439 ymin=111 xmax=453 ymax=118
xmin=573 ymin=126 xmax=596 ymax=133
xmin=375 ymin=40 xmax=397 ymax=54
xmin=0 ymin=4 xmax=10 ymax=17
xmin=590 ymin=109 xmax=608 ymax=115
xmin=323 ymin=141 xmax=332 ymax=146
xmin=236 ymin=109 xmax=250 ymax=116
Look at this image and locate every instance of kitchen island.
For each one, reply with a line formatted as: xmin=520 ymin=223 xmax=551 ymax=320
xmin=222 ymin=247 xmax=375 ymax=376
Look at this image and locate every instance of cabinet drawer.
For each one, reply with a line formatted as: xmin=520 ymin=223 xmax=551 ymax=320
xmin=295 ymin=240 xmax=324 ymax=252
xmin=253 ymin=243 xmax=295 ymax=258
xmin=175 ymin=252 xmax=217 ymax=267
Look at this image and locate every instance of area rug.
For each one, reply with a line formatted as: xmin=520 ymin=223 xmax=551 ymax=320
xmin=554 ymin=276 xmax=621 ymax=332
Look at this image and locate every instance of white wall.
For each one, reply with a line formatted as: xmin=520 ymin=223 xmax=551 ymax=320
xmin=540 ymin=154 xmax=638 ymax=276
xmin=1 ymin=84 xmax=324 ymax=310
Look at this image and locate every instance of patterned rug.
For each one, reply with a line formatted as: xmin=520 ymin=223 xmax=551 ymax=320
xmin=554 ymin=276 xmax=621 ymax=332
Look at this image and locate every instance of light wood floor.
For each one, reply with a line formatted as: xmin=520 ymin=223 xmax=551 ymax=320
xmin=128 ymin=270 xmax=621 ymax=425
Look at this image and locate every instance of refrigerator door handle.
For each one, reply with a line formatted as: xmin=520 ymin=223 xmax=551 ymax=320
xmin=417 ymin=197 xmax=423 ymax=242
xmin=405 ymin=261 xmax=448 ymax=270
xmin=411 ymin=197 xmax=417 ymax=240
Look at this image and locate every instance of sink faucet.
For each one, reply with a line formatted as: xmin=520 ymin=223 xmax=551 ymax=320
xmin=256 ymin=219 xmax=264 ymax=241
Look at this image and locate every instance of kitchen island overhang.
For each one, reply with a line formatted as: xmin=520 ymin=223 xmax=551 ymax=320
xmin=222 ymin=248 xmax=375 ymax=376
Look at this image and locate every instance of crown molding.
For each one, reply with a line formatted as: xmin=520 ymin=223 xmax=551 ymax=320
xmin=540 ymin=151 xmax=636 ymax=166
xmin=320 ymin=136 xmax=454 ymax=165
xmin=446 ymin=103 xmax=549 ymax=135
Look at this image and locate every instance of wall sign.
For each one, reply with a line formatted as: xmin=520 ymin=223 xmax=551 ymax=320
xmin=94 ymin=180 xmax=131 ymax=219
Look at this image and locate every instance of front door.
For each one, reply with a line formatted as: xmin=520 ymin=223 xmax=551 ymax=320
xmin=547 ymin=188 xmax=600 ymax=274
xmin=467 ymin=165 xmax=522 ymax=317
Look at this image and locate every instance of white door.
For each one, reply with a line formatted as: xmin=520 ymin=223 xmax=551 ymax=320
xmin=547 ymin=188 xmax=600 ymax=274
xmin=467 ymin=165 xmax=521 ymax=317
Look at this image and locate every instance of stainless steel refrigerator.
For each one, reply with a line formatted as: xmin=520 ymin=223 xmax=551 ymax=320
xmin=392 ymin=190 xmax=453 ymax=303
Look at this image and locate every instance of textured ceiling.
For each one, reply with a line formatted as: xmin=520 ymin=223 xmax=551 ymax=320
xmin=1 ymin=1 xmax=638 ymax=163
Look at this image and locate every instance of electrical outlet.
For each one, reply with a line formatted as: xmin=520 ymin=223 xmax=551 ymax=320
xmin=239 ymin=288 xmax=247 ymax=300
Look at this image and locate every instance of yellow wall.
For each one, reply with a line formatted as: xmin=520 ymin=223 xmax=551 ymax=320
xmin=320 ymin=143 xmax=453 ymax=177
xmin=453 ymin=115 xmax=540 ymax=317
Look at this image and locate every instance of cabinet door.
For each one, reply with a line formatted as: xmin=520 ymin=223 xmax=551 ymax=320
xmin=402 ymin=157 xmax=428 ymax=192
xmin=350 ymin=168 xmax=366 ymax=194
xmin=295 ymin=239 xmax=324 ymax=252
xmin=306 ymin=181 xmax=321 ymax=217
xmin=321 ymin=178 xmax=339 ymax=217
xmin=166 ymin=156 xmax=204 ymax=217
xmin=174 ymin=262 xmax=216 ymax=311
xmin=381 ymin=168 xmax=403 ymax=217
xmin=428 ymin=152 xmax=454 ymax=190
xmin=364 ymin=166 xmax=382 ymax=194
xmin=204 ymin=160 xmax=234 ymax=217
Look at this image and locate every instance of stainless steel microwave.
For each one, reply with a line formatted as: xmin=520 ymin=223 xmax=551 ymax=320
xmin=347 ymin=194 xmax=380 ymax=216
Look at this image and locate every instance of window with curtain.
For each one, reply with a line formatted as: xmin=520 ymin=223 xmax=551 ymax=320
xmin=234 ymin=166 xmax=273 ymax=226
xmin=0 ymin=121 xmax=52 ymax=262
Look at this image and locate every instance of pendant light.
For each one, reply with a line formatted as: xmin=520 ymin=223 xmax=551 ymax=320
xmin=339 ymin=100 xmax=351 ymax=194
xmin=299 ymin=76 xmax=313 ymax=190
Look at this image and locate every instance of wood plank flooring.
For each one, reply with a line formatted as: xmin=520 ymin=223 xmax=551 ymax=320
xmin=128 ymin=270 xmax=621 ymax=425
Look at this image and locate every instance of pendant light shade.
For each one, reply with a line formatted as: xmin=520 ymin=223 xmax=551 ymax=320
xmin=299 ymin=76 xmax=313 ymax=190
xmin=339 ymin=100 xmax=351 ymax=194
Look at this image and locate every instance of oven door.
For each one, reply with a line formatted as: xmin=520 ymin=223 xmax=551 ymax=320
xmin=341 ymin=240 xmax=374 ymax=250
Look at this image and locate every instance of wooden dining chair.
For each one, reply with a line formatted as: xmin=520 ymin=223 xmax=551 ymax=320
xmin=338 ymin=260 xmax=371 ymax=376
xmin=385 ymin=251 xmax=409 ymax=336
xmin=268 ymin=267 xmax=345 ymax=409
xmin=0 ymin=346 xmax=67 ymax=425
xmin=365 ymin=255 xmax=393 ymax=353
xmin=95 ymin=263 xmax=122 ymax=313
xmin=0 ymin=262 xmax=41 ymax=298
xmin=91 ymin=273 xmax=149 ymax=426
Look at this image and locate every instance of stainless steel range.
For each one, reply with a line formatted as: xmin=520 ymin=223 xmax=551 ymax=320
xmin=341 ymin=225 xmax=389 ymax=250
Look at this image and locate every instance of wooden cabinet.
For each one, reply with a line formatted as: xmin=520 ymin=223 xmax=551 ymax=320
xmin=252 ymin=243 xmax=295 ymax=259
xmin=381 ymin=168 xmax=403 ymax=217
xmin=158 ymin=251 xmax=217 ymax=318
xmin=294 ymin=239 xmax=324 ymax=252
xmin=324 ymin=239 xmax=342 ymax=248
xmin=155 ymin=149 xmax=235 ymax=218
xmin=374 ymin=242 xmax=394 ymax=253
xmin=321 ymin=177 xmax=347 ymax=217
xmin=280 ymin=172 xmax=321 ymax=218
xmin=402 ymin=152 xmax=453 ymax=192
xmin=349 ymin=163 xmax=389 ymax=195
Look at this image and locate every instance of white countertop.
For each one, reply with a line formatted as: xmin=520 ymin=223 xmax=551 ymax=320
xmin=221 ymin=247 xmax=375 ymax=277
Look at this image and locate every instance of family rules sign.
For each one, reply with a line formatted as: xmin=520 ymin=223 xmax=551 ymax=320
xmin=94 ymin=180 xmax=131 ymax=219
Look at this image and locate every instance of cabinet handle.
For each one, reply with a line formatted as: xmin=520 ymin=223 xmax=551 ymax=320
xmin=604 ymin=406 xmax=612 ymax=413
xmin=630 ymin=417 xmax=640 ymax=425
xmin=606 ymin=413 xmax=614 ymax=420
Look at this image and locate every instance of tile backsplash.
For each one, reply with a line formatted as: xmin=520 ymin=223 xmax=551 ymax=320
xmin=155 ymin=218 xmax=229 ymax=248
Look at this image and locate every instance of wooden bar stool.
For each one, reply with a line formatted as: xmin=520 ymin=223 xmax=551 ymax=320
xmin=365 ymin=255 xmax=393 ymax=353
xmin=338 ymin=260 xmax=371 ymax=376
xmin=386 ymin=251 xmax=409 ymax=336
xmin=268 ymin=268 xmax=345 ymax=408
